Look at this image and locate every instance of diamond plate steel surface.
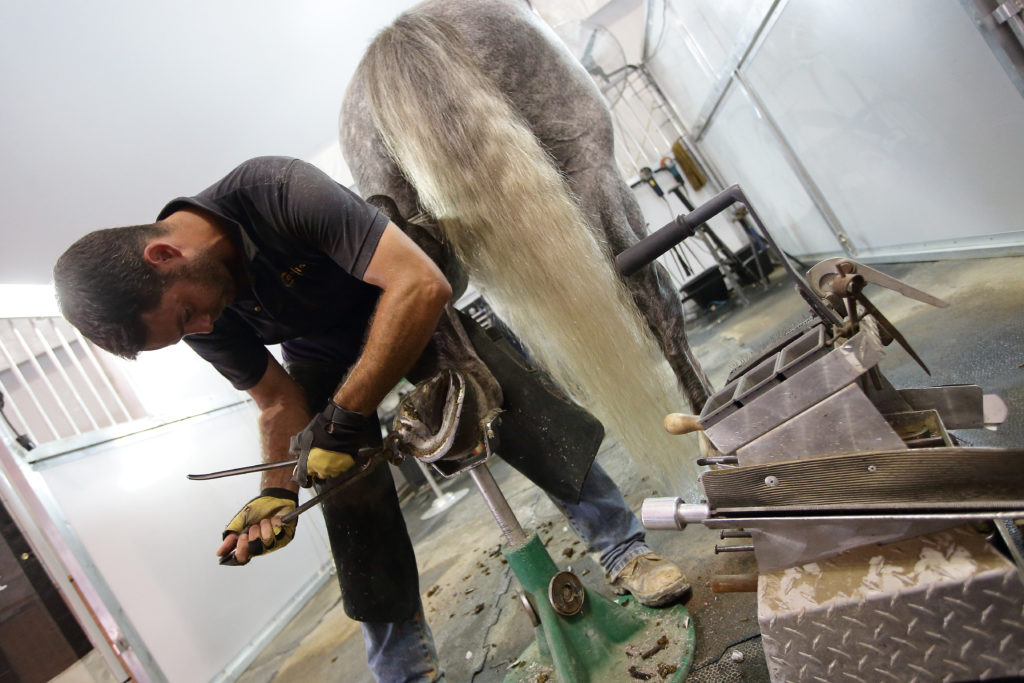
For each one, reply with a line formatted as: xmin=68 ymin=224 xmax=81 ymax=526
xmin=758 ymin=526 xmax=1024 ymax=682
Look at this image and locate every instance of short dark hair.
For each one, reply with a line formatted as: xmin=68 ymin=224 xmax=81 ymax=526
xmin=53 ymin=223 xmax=171 ymax=359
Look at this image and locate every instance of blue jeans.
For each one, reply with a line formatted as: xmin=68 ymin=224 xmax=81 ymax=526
xmin=362 ymin=599 xmax=444 ymax=683
xmin=546 ymin=460 xmax=651 ymax=579
xmin=361 ymin=461 xmax=648 ymax=682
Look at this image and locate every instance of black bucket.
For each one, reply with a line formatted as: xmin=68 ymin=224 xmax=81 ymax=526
xmin=681 ymin=266 xmax=729 ymax=309
xmin=735 ymin=244 xmax=774 ymax=285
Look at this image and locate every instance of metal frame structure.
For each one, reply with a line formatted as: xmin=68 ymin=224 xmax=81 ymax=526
xmin=637 ymin=0 xmax=1024 ymax=262
xmin=0 ymin=436 xmax=158 ymax=682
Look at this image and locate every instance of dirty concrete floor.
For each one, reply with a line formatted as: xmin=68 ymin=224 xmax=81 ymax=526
xmin=238 ymin=255 xmax=1023 ymax=682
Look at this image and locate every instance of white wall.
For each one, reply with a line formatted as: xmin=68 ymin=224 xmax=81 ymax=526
xmin=540 ymin=0 xmax=1024 ymax=262
xmin=0 ymin=0 xmax=421 ymax=286
xmin=645 ymin=0 xmax=1024 ymax=261
xmin=34 ymin=404 xmax=334 ymax=682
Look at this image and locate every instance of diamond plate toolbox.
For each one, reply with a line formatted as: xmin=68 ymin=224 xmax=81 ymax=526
xmin=758 ymin=525 xmax=1024 ymax=682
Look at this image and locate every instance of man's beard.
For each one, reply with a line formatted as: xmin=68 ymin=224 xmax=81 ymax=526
xmin=172 ymin=250 xmax=236 ymax=320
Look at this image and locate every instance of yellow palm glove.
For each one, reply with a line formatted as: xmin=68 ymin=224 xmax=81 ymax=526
xmin=290 ymin=402 xmax=372 ymax=486
xmin=306 ymin=447 xmax=357 ymax=479
xmin=223 ymin=488 xmax=299 ymax=563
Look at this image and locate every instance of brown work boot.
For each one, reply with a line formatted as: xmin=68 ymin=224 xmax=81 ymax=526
xmin=610 ymin=553 xmax=691 ymax=607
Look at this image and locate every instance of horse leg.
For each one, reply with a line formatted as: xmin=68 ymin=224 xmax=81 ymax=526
xmin=568 ymin=164 xmax=712 ymax=412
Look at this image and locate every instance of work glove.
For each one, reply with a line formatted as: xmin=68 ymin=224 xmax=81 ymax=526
xmin=290 ymin=402 xmax=372 ymax=487
xmin=223 ymin=488 xmax=299 ymax=563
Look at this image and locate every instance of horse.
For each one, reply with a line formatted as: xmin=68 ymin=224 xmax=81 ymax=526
xmin=339 ymin=0 xmax=708 ymax=497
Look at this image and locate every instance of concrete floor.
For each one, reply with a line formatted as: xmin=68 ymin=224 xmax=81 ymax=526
xmin=237 ymin=254 xmax=1024 ymax=682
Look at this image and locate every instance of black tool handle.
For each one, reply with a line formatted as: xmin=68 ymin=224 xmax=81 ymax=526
xmin=616 ymin=185 xmax=744 ymax=276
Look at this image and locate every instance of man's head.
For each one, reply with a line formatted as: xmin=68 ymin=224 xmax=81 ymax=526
xmin=53 ymin=219 xmax=236 ymax=359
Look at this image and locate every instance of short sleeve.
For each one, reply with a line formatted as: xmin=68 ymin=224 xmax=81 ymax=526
xmin=278 ymin=160 xmax=390 ymax=279
xmin=183 ymin=310 xmax=270 ymax=390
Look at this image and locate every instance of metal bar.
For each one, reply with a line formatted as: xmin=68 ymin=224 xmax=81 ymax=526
xmin=616 ymin=81 xmax=668 ymax=160
xmin=187 ymin=458 xmax=298 ymax=480
xmin=690 ymin=0 xmax=786 ymax=138
xmin=641 ymin=0 xmax=658 ymax=62
xmin=960 ymin=0 xmax=1024 ymax=100
xmin=415 ymin=458 xmax=446 ymax=499
xmin=49 ymin=320 xmax=118 ymax=426
xmin=624 ymin=72 xmax=676 ymax=152
xmin=700 ymin=509 xmax=1024 ymax=528
xmin=70 ymin=328 xmax=132 ymax=421
xmin=615 ymin=78 xmax=663 ymax=157
xmin=632 ymin=73 xmax=685 ymax=151
xmin=720 ymin=530 xmax=752 ymax=539
xmin=609 ymin=106 xmax=646 ymax=172
xmin=637 ymin=64 xmax=729 ymax=191
xmin=9 ymin=323 xmax=79 ymax=435
xmin=9 ymin=322 xmax=79 ymax=435
xmin=995 ymin=518 xmax=1024 ymax=578
xmin=0 ymin=376 xmax=33 ymax=444
xmin=702 ymin=510 xmax=1024 ymax=528
xmin=32 ymin=320 xmax=99 ymax=431
xmin=468 ymin=463 xmax=528 ymax=548
xmin=0 ymin=332 xmax=60 ymax=440
xmin=610 ymin=101 xmax=655 ymax=171
xmin=26 ymin=398 xmax=249 ymax=465
xmin=609 ymin=108 xmax=644 ymax=177
xmin=715 ymin=544 xmax=754 ymax=553
xmin=709 ymin=573 xmax=758 ymax=593
xmin=640 ymin=0 xmax=853 ymax=258
xmin=659 ymin=1 xmax=716 ymax=77
xmin=993 ymin=0 xmax=1024 ymax=44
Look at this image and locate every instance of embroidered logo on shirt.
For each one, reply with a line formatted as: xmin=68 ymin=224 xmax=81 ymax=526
xmin=280 ymin=263 xmax=307 ymax=287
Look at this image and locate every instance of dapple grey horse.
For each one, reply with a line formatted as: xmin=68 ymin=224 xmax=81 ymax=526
xmin=340 ymin=0 xmax=708 ymax=494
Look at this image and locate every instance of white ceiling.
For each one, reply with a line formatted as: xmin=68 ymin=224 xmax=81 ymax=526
xmin=0 ymin=0 xmax=420 ymax=285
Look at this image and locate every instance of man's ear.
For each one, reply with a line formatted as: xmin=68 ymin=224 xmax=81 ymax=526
xmin=143 ymin=242 xmax=184 ymax=270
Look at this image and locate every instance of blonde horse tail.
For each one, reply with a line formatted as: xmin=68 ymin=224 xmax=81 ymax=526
xmin=359 ymin=11 xmax=699 ymax=497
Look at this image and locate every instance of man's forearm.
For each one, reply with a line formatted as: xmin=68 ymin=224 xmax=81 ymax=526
xmin=246 ymin=354 xmax=312 ymax=492
xmin=258 ymin=400 xmax=309 ymax=491
xmin=333 ymin=278 xmax=449 ymax=414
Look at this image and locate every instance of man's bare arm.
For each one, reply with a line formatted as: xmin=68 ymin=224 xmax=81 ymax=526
xmin=247 ymin=354 xmax=309 ymax=492
xmin=238 ymin=222 xmax=449 ymax=487
xmin=216 ymin=354 xmax=307 ymax=563
xmin=332 ymin=222 xmax=452 ymax=414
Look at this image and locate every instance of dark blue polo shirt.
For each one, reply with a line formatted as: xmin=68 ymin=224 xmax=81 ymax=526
xmin=157 ymin=156 xmax=389 ymax=390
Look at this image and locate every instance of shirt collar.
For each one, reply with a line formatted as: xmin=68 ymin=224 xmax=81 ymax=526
xmin=157 ymin=196 xmax=258 ymax=262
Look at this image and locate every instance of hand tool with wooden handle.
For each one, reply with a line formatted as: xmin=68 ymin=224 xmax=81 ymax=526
xmin=663 ymin=413 xmax=704 ymax=435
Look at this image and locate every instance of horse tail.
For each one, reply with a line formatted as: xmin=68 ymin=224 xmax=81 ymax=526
xmin=359 ymin=11 xmax=697 ymax=495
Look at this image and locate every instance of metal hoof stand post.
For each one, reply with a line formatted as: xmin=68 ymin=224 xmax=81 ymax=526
xmin=620 ymin=185 xmax=1024 ymax=682
xmin=462 ymin=458 xmax=695 ymax=683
